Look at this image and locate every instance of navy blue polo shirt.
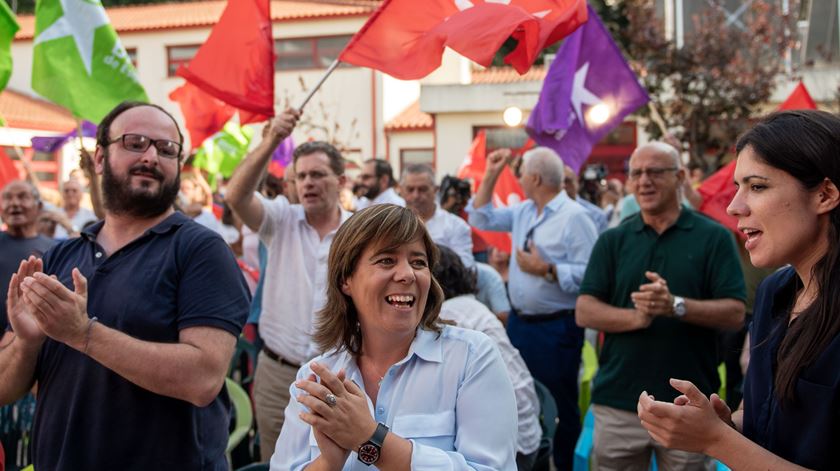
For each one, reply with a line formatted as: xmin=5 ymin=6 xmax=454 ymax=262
xmin=32 ymin=212 xmax=250 ymax=471
xmin=743 ymin=266 xmax=840 ymax=470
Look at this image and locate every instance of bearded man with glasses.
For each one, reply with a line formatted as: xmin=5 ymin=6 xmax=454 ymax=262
xmin=0 ymin=102 xmax=250 ymax=470
xmin=575 ymin=142 xmax=746 ymax=470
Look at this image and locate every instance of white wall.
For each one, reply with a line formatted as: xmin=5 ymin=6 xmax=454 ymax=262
xmin=386 ymin=130 xmax=434 ymax=179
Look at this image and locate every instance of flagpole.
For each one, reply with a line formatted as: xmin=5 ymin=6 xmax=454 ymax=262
xmin=297 ymin=59 xmax=341 ymax=112
xmin=646 ymin=102 xmax=669 ymax=137
xmin=73 ymin=117 xmax=105 ymax=219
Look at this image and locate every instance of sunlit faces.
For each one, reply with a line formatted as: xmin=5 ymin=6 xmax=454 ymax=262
xmin=294 ymin=152 xmax=344 ymax=215
xmin=341 ymin=239 xmax=431 ymax=339
xmin=628 ymin=146 xmax=683 ymax=215
xmin=401 ymin=172 xmax=437 ymax=218
xmin=1 ymin=181 xmax=40 ymax=230
xmin=358 ymin=161 xmax=382 ymax=200
xmin=727 ymin=146 xmax=826 ymax=269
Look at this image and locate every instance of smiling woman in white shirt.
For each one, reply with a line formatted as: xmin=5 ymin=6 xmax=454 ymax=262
xmin=270 ymin=204 xmax=518 ymax=471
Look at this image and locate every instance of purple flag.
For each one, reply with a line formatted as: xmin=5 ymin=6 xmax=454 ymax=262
xmin=31 ymin=121 xmax=97 ymax=153
xmin=271 ymin=136 xmax=295 ymax=168
xmin=526 ymin=5 xmax=649 ymax=173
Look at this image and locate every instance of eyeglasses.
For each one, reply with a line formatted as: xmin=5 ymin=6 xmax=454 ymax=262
xmin=628 ymin=166 xmax=678 ymax=180
xmin=108 ymin=134 xmax=182 ymax=160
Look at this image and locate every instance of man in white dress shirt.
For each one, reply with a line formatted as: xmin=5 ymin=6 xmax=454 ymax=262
xmin=400 ymin=163 xmax=474 ymax=268
xmin=355 ymin=159 xmax=405 ymax=210
xmin=225 ymin=109 xmax=352 ymax=461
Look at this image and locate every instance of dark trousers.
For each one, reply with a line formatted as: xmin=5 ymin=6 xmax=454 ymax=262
xmin=508 ymin=310 xmax=583 ymax=471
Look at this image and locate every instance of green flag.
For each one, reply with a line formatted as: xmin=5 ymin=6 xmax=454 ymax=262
xmin=31 ymin=0 xmax=147 ymax=123
xmin=0 ymin=0 xmax=19 ymax=92
xmin=193 ymin=122 xmax=254 ymax=189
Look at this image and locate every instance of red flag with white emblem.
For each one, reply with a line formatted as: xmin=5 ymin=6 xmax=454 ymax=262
xmin=339 ymin=0 xmax=588 ymax=79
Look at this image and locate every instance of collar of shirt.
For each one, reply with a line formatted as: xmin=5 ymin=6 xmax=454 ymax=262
xmin=81 ymin=212 xmax=188 ymax=241
xmin=628 ymin=207 xmax=695 ymax=233
xmin=292 ymin=204 xmax=353 ymax=227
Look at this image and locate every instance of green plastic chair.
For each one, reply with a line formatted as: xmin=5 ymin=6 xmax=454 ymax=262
xmin=228 ymin=336 xmax=260 ymax=387
xmin=578 ymin=340 xmax=599 ymax=420
xmin=226 ymin=378 xmax=253 ymax=455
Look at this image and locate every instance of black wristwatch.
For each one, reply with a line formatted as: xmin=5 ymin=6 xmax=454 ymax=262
xmin=357 ymin=422 xmax=389 ymax=466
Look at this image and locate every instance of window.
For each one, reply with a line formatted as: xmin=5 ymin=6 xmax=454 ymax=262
xmin=167 ymin=45 xmax=201 ymax=77
xmin=275 ymin=35 xmax=353 ymax=70
xmin=125 ymin=47 xmax=138 ymax=69
xmin=400 ymin=149 xmax=434 ymax=170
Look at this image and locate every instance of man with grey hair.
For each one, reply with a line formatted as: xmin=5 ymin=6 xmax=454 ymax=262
xmin=576 ymin=142 xmax=745 ymax=470
xmin=468 ymin=146 xmax=598 ymax=470
xmin=401 ymin=163 xmax=474 ymax=267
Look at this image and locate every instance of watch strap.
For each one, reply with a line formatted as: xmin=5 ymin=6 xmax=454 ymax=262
xmin=369 ymin=422 xmax=389 ymax=447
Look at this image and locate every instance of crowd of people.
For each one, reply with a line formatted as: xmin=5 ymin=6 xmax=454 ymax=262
xmin=0 ymin=102 xmax=837 ymax=471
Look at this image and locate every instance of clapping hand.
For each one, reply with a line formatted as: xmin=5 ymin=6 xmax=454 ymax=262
xmin=630 ymin=271 xmax=674 ymax=317
xmin=295 ymin=362 xmax=377 ymax=463
xmin=6 ymin=257 xmax=46 ymax=347
xmin=20 ymin=268 xmax=90 ymax=351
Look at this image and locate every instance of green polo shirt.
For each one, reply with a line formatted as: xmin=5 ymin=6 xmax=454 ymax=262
xmin=580 ymin=209 xmax=746 ymax=411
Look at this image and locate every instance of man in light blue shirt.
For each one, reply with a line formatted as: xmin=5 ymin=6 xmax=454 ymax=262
xmin=467 ymin=147 xmax=598 ymax=471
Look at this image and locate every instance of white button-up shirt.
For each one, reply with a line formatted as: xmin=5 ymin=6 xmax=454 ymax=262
xmin=258 ymin=195 xmax=352 ymax=364
xmin=439 ymin=295 xmax=541 ymax=455
xmin=424 ymin=205 xmax=474 ymax=268
xmin=271 ymin=326 xmax=518 ymax=470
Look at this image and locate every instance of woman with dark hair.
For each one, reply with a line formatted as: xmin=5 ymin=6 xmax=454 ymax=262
xmin=270 ymin=204 xmax=517 ymax=470
xmin=637 ymin=110 xmax=840 ymax=470
xmin=433 ymin=245 xmax=542 ymax=470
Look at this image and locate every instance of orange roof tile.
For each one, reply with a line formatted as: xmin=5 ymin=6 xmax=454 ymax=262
xmin=385 ymin=101 xmax=433 ymax=132
xmin=15 ymin=0 xmax=378 ymax=40
xmin=0 ymin=89 xmax=77 ymax=132
xmin=470 ymin=66 xmax=547 ymax=84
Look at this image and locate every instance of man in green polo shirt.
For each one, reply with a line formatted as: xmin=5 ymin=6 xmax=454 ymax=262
xmin=576 ymin=142 xmax=746 ymax=470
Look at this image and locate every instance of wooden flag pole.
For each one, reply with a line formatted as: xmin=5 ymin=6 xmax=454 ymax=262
xmin=647 ymin=102 xmax=670 ymax=137
xmin=297 ymin=59 xmax=341 ymax=112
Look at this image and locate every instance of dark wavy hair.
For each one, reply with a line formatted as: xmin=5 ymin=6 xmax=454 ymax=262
xmin=736 ymin=109 xmax=840 ymax=405
xmin=293 ymin=141 xmax=345 ymax=176
xmin=432 ymin=244 xmax=477 ymax=300
xmin=314 ymin=204 xmax=445 ymax=355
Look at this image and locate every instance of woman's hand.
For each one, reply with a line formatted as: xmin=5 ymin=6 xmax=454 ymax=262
xmin=298 ymin=372 xmax=351 ymax=468
xmin=637 ymin=378 xmax=730 ymax=454
xmin=296 ymin=362 xmax=378 ymax=452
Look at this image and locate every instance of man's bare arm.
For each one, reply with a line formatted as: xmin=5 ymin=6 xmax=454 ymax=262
xmin=226 ymin=109 xmax=300 ymax=232
xmin=576 ymin=294 xmax=652 ymax=333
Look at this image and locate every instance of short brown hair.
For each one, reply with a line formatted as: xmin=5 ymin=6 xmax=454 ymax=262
xmin=293 ymin=141 xmax=345 ymax=176
xmin=314 ymin=204 xmax=445 ymax=355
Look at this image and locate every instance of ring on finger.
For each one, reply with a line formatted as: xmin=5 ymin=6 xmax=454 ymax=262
xmin=325 ymin=393 xmax=337 ymax=407
xmin=649 ymin=300 xmax=654 ymax=308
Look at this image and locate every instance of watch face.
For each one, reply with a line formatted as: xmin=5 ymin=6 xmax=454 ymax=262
xmin=358 ymin=443 xmax=380 ymax=465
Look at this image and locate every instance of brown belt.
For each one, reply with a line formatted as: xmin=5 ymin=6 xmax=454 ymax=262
xmin=262 ymin=347 xmax=301 ymax=369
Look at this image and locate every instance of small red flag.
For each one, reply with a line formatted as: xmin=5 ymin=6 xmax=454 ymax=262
xmin=778 ymin=81 xmax=817 ymax=111
xmin=0 ymin=152 xmax=21 ymax=191
xmin=169 ymin=82 xmax=236 ymax=148
xmin=339 ymin=0 xmax=588 ymax=80
xmin=698 ymin=82 xmax=818 ymax=238
xmin=458 ymin=131 xmax=526 ymax=253
xmin=177 ymin=0 xmax=275 ymax=118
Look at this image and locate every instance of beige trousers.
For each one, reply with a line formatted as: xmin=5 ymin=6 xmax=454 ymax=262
xmin=253 ymin=351 xmax=300 ymax=462
xmin=591 ymin=404 xmax=712 ymax=471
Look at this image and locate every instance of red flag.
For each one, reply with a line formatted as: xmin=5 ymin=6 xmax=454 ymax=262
xmin=458 ymin=131 xmax=526 ymax=253
xmin=779 ymin=81 xmax=817 ymax=111
xmin=169 ymin=83 xmax=236 ymax=147
xmin=177 ymin=0 xmax=275 ymax=118
xmin=0 ymin=152 xmax=21 ymax=190
xmin=698 ymin=82 xmax=818 ymax=238
xmin=339 ymin=0 xmax=588 ymax=79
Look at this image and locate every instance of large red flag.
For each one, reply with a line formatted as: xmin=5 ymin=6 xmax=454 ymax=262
xmin=169 ymin=82 xmax=236 ymax=148
xmin=458 ymin=131 xmax=526 ymax=253
xmin=339 ymin=0 xmax=588 ymax=79
xmin=698 ymin=81 xmax=818 ymax=238
xmin=177 ymin=0 xmax=275 ymax=118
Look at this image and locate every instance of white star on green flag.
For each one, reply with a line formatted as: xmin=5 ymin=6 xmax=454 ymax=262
xmin=31 ymin=0 xmax=148 ymax=123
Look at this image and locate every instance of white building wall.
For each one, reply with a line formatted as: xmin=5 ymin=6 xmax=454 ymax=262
xmin=385 ymin=130 xmax=433 ymax=179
